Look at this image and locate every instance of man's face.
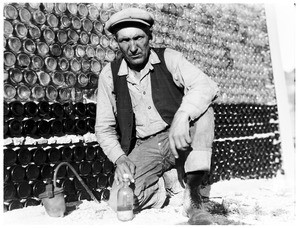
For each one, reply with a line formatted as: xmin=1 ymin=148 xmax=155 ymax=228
xmin=115 ymin=27 xmax=150 ymax=69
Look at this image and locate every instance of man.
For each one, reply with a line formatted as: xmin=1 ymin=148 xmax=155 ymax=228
xmin=95 ymin=7 xmax=219 ymax=224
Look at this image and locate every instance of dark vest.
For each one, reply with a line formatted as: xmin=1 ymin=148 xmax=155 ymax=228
xmin=111 ymin=48 xmax=184 ymax=154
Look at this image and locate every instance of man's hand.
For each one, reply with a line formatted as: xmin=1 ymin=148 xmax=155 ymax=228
xmin=114 ymin=155 xmax=136 ymax=185
xmin=169 ymin=111 xmax=192 ymax=159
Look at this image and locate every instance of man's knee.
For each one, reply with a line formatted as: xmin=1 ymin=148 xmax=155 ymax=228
xmin=191 ymin=106 xmax=215 ymax=149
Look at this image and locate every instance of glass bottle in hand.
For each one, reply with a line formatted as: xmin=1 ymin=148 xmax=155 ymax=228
xmin=117 ymin=173 xmax=134 ymax=221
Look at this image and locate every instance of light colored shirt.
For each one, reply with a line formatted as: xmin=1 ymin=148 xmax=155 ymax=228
xmin=95 ymin=48 xmax=219 ymax=163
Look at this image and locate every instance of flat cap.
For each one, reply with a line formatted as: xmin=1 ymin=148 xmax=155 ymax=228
xmin=105 ymin=8 xmax=154 ymax=33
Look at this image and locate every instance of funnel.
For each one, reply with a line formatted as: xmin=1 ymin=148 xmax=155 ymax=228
xmin=39 ymin=162 xmax=100 ymax=217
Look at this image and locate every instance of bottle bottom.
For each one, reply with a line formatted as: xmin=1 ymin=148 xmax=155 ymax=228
xmin=117 ymin=209 xmax=134 ymax=221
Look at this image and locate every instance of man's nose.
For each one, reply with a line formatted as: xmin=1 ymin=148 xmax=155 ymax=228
xmin=129 ymin=40 xmax=138 ymax=53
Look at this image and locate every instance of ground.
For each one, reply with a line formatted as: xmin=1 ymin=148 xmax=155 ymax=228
xmin=2 ymin=174 xmax=296 ymax=227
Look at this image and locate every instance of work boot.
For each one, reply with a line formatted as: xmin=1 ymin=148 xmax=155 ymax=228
xmin=183 ymin=171 xmax=214 ymax=225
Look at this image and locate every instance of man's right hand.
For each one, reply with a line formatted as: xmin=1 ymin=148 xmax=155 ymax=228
xmin=114 ymin=155 xmax=136 ymax=185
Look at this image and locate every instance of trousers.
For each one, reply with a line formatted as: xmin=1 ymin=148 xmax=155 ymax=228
xmin=108 ymin=106 xmax=215 ymax=211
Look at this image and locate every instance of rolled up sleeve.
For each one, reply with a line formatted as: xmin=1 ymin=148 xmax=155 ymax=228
xmin=95 ymin=64 xmax=125 ymax=163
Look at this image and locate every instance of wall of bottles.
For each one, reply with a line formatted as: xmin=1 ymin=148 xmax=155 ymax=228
xmin=3 ymin=3 xmax=281 ymax=211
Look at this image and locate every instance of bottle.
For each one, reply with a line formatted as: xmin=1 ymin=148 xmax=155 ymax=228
xmin=88 ymin=5 xmax=99 ymax=21
xmin=22 ymin=38 xmax=36 ymax=54
xmin=9 ymin=100 xmax=24 ymax=117
xmin=47 ymin=13 xmax=59 ymax=28
xmin=90 ymin=33 xmax=100 ymax=46
xmin=58 ymin=57 xmax=70 ymax=71
xmin=50 ymin=102 xmax=64 ymax=118
xmin=117 ymin=173 xmax=134 ymax=221
xmin=8 ymin=68 xmax=22 ymax=86
xmin=58 ymin=88 xmax=71 ymax=103
xmin=75 ymin=119 xmax=87 ymax=135
xmin=4 ymin=20 xmax=14 ymax=37
xmin=78 ymin=161 xmax=92 ymax=176
xmin=37 ymin=101 xmax=50 ymax=117
xmin=23 ymin=70 xmax=38 ymax=86
xmin=36 ymin=41 xmax=49 ymax=57
xmin=4 ymin=148 xmax=17 ymax=167
xmin=81 ymin=59 xmax=91 ymax=72
xmin=4 ymin=182 xmax=17 ymax=201
xmin=32 ymin=10 xmax=46 ymax=25
xmin=42 ymin=27 xmax=55 ymax=44
xmin=78 ymin=3 xmax=88 ymax=18
xmin=26 ymin=164 xmax=40 ymax=181
xmin=4 ymin=83 xmax=17 ymax=101
xmin=46 ymin=147 xmax=61 ymax=164
xmin=8 ymin=200 xmax=24 ymax=211
xmin=67 ymin=28 xmax=79 ymax=43
xmin=67 ymin=3 xmax=78 ymax=15
xmin=16 ymin=181 xmax=32 ymax=199
xmin=50 ymin=43 xmax=62 ymax=57
xmin=7 ymin=37 xmax=22 ymax=53
xmin=14 ymin=22 xmax=28 ymax=39
xmin=96 ymin=173 xmax=108 ymax=189
xmin=31 ymin=180 xmax=46 ymax=198
xmin=23 ymin=118 xmax=37 ymax=136
xmin=32 ymin=147 xmax=47 ymax=166
xmin=86 ymin=117 xmax=95 ymax=133
xmin=92 ymin=160 xmax=103 ymax=175
xmin=31 ymin=84 xmax=45 ymax=101
xmin=44 ymin=56 xmax=57 ymax=72
xmin=85 ymin=145 xmax=96 ymax=161
xmin=4 ymin=51 xmax=16 ymax=68
xmin=24 ymin=198 xmax=40 ymax=207
xmin=37 ymin=119 xmax=51 ymax=137
xmin=23 ymin=95 xmax=37 ymax=115
xmin=28 ymin=25 xmax=41 ymax=40
xmin=16 ymin=83 xmax=31 ymax=101
xmin=73 ymin=145 xmax=85 ymax=161
xmin=65 ymin=71 xmax=76 ymax=87
xmin=45 ymin=85 xmax=58 ymax=101
xmin=82 ymin=18 xmax=93 ymax=33
xmin=60 ymin=14 xmax=71 ymax=28
xmin=4 ymin=4 xmax=18 ymax=20
xmin=17 ymin=147 xmax=32 ymax=166
xmin=60 ymin=146 xmax=73 ymax=162
xmin=70 ymin=58 xmax=81 ymax=72
xmin=8 ymin=119 xmax=23 ymax=137
xmin=10 ymin=165 xmax=26 ymax=182
xmin=79 ymin=31 xmax=90 ymax=45
xmin=57 ymin=29 xmax=68 ymax=44
xmin=16 ymin=53 xmax=31 ymax=68
xmin=31 ymin=54 xmax=44 ymax=71
xmin=90 ymin=58 xmax=102 ymax=73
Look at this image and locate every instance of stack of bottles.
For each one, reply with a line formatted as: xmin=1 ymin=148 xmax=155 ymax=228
xmin=3 ymin=2 xmax=282 ymax=211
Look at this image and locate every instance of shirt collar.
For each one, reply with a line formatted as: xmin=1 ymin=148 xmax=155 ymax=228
xmin=117 ymin=48 xmax=161 ymax=77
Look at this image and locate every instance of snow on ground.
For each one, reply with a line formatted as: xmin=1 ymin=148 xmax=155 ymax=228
xmin=2 ymin=174 xmax=296 ymax=227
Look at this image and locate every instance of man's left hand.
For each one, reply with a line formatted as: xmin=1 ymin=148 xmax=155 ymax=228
xmin=169 ymin=111 xmax=192 ymax=158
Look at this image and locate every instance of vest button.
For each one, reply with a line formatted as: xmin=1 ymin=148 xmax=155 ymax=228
xmin=143 ymin=91 xmax=146 ymax=95
xmin=148 ymin=106 xmax=151 ymax=110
